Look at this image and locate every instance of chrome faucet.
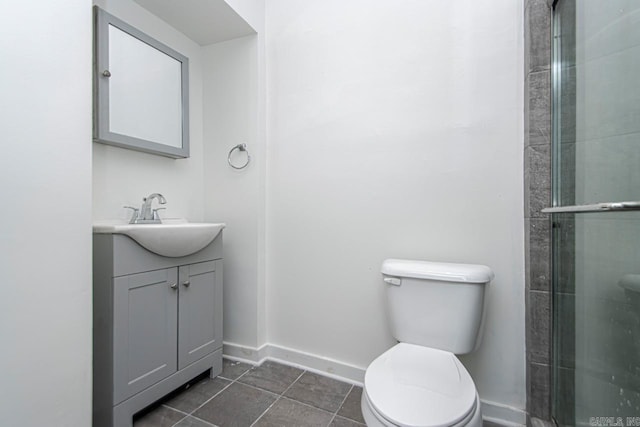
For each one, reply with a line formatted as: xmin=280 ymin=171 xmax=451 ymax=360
xmin=124 ymin=193 xmax=167 ymax=224
xmin=140 ymin=193 xmax=166 ymax=221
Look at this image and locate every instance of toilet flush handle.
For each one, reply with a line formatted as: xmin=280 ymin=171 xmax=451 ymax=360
xmin=383 ymin=277 xmax=402 ymax=286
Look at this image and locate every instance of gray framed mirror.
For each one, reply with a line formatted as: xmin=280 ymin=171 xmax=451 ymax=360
xmin=93 ymin=6 xmax=189 ymax=158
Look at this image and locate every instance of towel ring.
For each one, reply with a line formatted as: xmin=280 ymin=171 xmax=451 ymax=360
xmin=227 ymin=143 xmax=251 ymax=170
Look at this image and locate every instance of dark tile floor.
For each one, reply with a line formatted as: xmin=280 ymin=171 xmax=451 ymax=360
xmin=133 ymin=359 xmax=366 ymax=427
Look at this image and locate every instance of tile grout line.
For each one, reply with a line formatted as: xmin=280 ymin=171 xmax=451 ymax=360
xmin=279 ymin=369 xmax=308 ymax=398
xmin=169 ymin=367 xmax=250 ymax=425
xmin=281 ymin=370 xmax=353 ymax=416
xmin=157 ymin=404 xmax=190 ymax=427
xmin=249 ymin=369 xmax=308 ymax=427
xmin=168 ymin=365 xmax=256 ymax=427
xmin=184 ymin=379 xmax=234 ymax=416
xmin=248 ymin=396 xmax=282 ymax=427
xmin=278 ymin=395 xmax=337 ymax=416
xmin=182 ymin=414 xmax=219 ymax=427
xmin=233 ymin=363 xmax=288 ymax=398
xmin=162 ymin=362 xmax=363 ymax=427
xmin=218 ymin=366 xmax=251 ymax=382
xmin=164 ymin=399 xmax=218 ymax=427
xmin=231 ymin=380 xmax=282 ymax=399
xmin=161 ymin=404 xmax=191 ymax=417
xmin=327 ymin=384 xmax=354 ymax=426
xmin=253 ymin=367 xmax=358 ymax=424
xmin=139 ymin=363 xmax=252 ymax=427
xmin=172 ymin=411 xmax=220 ymax=427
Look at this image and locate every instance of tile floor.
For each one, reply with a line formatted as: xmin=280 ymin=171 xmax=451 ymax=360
xmin=133 ymin=358 xmax=501 ymax=427
xmin=133 ymin=359 xmax=366 ymax=427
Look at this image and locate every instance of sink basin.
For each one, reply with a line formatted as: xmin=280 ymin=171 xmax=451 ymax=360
xmin=93 ymin=219 xmax=225 ymax=257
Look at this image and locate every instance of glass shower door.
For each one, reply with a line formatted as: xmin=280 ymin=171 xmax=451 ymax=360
xmin=551 ymin=1 xmax=640 ymax=426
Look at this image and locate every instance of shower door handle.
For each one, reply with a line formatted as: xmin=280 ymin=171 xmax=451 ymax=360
xmin=542 ymin=201 xmax=640 ymax=214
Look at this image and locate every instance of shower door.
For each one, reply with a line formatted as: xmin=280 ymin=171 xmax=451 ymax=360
xmin=551 ymin=1 xmax=640 ymax=425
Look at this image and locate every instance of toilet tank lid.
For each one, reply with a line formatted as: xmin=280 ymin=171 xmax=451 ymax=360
xmin=381 ymin=259 xmax=494 ymax=283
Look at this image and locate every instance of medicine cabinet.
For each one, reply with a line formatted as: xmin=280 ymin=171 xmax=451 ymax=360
xmin=93 ymin=6 xmax=190 ymax=158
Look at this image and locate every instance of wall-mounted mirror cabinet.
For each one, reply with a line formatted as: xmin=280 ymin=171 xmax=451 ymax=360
xmin=93 ymin=7 xmax=190 ymax=158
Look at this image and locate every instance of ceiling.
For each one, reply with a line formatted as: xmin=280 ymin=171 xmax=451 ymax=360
xmin=134 ymin=0 xmax=255 ymax=46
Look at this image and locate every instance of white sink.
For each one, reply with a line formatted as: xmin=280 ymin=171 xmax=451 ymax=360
xmin=93 ymin=219 xmax=225 ymax=257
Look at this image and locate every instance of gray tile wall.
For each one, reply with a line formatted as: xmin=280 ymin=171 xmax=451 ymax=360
xmin=524 ymin=0 xmax=553 ymax=424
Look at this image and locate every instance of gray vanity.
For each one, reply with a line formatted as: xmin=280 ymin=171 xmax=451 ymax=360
xmin=93 ymin=229 xmax=223 ymax=427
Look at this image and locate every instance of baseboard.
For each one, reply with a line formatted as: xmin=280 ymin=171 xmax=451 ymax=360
xmin=222 ymin=341 xmax=269 ymax=364
xmin=223 ymin=341 xmax=526 ymax=426
xmin=266 ymin=343 xmax=366 ymax=385
xmin=223 ymin=341 xmax=365 ymax=385
xmin=481 ymin=399 xmax=527 ymax=426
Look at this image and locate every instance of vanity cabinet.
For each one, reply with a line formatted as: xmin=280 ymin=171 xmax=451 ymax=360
xmin=93 ymin=233 xmax=223 ymax=427
xmin=113 ymin=268 xmax=178 ymax=403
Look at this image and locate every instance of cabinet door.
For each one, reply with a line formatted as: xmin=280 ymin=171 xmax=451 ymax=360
xmin=113 ymin=268 xmax=178 ymax=404
xmin=178 ymin=260 xmax=222 ymax=369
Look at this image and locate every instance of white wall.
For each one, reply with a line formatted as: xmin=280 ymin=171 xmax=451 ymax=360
xmin=203 ymin=34 xmax=266 ymax=348
xmin=92 ymin=0 xmax=205 ymax=222
xmin=0 ymin=1 xmax=93 ymax=425
xmin=225 ymin=0 xmax=264 ymax=34
xmin=265 ymin=0 xmax=525 ymax=413
xmin=0 ymin=0 xmax=526 ymax=422
xmin=198 ymin=0 xmax=267 ymax=351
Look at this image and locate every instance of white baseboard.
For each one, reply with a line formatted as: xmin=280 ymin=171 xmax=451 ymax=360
xmin=266 ymin=343 xmax=366 ymax=386
xmin=223 ymin=341 xmax=269 ymax=364
xmin=223 ymin=341 xmax=526 ymax=426
xmin=223 ymin=341 xmax=365 ymax=385
xmin=481 ymin=399 xmax=527 ymax=426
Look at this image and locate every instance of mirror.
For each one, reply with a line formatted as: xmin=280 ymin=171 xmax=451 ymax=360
xmin=93 ymin=7 xmax=189 ymax=158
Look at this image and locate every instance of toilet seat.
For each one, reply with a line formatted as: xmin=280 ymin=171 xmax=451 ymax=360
xmin=364 ymin=343 xmax=478 ymax=427
xmin=362 ymin=387 xmax=480 ymax=427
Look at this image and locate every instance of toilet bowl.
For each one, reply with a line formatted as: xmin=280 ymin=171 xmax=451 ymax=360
xmin=361 ymin=344 xmax=481 ymax=427
xmin=361 ymin=259 xmax=493 ymax=427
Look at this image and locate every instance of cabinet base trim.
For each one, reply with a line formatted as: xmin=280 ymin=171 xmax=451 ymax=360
xmin=112 ymin=348 xmax=222 ymax=427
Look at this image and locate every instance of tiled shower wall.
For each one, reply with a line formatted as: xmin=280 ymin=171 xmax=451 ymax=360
xmin=524 ymin=0 xmax=553 ymax=423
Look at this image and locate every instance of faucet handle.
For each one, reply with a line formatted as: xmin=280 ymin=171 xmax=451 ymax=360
xmin=152 ymin=207 xmax=166 ymax=221
xmin=124 ymin=206 xmax=140 ymax=224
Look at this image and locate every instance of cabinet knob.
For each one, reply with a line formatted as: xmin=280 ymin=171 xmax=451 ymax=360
xmin=182 ymin=280 xmax=191 ymax=288
xmin=170 ymin=283 xmax=178 ymax=290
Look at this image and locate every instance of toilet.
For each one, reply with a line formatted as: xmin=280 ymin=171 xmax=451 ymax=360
xmin=361 ymin=259 xmax=494 ymax=427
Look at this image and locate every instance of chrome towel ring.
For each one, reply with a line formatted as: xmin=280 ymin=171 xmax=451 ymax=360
xmin=227 ymin=143 xmax=251 ymax=170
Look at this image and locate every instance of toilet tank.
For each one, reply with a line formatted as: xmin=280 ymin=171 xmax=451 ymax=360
xmin=381 ymin=259 xmax=493 ymax=355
